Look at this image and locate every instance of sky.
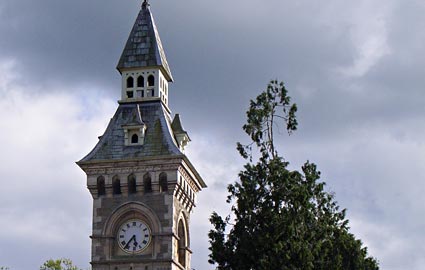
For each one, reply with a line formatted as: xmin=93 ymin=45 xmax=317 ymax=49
xmin=0 ymin=0 xmax=424 ymax=269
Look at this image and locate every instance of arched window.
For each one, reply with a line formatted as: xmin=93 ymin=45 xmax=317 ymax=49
xmin=131 ymin=134 xmax=139 ymax=144
xmin=159 ymin=172 xmax=168 ymax=192
xmin=127 ymin=76 xmax=134 ymax=88
xmin=178 ymin=219 xmax=187 ymax=267
xmin=128 ymin=174 xmax=136 ymax=194
xmin=143 ymin=173 xmax=152 ymax=193
xmin=147 ymin=75 xmax=155 ymax=87
xmin=113 ymin=176 xmax=121 ymax=195
xmin=97 ymin=176 xmax=105 ymax=196
xmin=137 ymin=76 xmax=144 ymax=88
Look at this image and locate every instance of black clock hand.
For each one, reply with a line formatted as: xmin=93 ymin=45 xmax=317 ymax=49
xmin=124 ymin=235 xmax=136 ymax=249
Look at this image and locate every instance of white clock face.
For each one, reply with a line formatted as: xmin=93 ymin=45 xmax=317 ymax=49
xmin=117 ymin=219 xmax=152 ymax=253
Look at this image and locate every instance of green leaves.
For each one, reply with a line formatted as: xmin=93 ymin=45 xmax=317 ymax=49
xmin=40 ymin=258 xmax=81 ymax=270
xmin=240 ymin=80 xmax=298 ymax=161
xmin=209 ymin=80 xmax=379 ymax=270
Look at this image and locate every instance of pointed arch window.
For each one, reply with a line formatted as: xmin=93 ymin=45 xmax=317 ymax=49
xmin=159 ymin=172 xmax=168 ymax=192
xmin=97 ymin=176 xmax=106 ymax=196
xmin=143 ymin=173 xmax=152 ymax=194
xmin=127 ymin=76 xmax=134 ymax=88
xmin=137 ymin=76 xmax=145 ymax=88
xmin=178 ymin=219 xmax=187 ymax=267
xmin=112 ymin=176 xmax=121 ymax=195
xmin=128 ymin=174 xmax=137 ymax=194
xmin=147 ymin=75 xmax=155 ymax=87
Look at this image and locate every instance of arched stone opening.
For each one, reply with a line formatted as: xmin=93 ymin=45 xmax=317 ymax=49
xmin=128 ymin=174 xmax=137 ymax=194
xmin=137 ymin=76 xmax=144 ymax=87
xmin=178 ymin=219 xmax=187 ymax=267
xmin=147 ymin=75 xmax=155 ymax=87
xmin=127 ymin=76 xmax=134 ymax=88
xmin=113 ymin=176 xmax=121 ymax=195
xmin=159 ymin=172 xmax=168 ymax=192
xmin=97 ymin=176 xmax=106 ymax=196
xmin=143 ymin=173 xmax=152 ymax=194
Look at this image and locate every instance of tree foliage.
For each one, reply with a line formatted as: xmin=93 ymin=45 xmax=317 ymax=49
xmin=40 ymin=258 xmax=81 ymax=270
xmin=208 ymin=80 xmax=379 ymax=270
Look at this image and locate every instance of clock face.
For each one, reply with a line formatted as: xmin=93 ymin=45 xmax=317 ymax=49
xmin=117 ymin=219 xmax=152 ymax=253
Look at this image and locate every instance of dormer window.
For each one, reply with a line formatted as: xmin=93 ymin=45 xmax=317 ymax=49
xmin=131 ymin=134 xmax=139 ymax=144
xmin=127 ymin=76 xmax=134 ymax=88
xmin=148 ymin=75 xmax=155 ymax=87
xmin=123 ymin=124 xmax=146 ymax=146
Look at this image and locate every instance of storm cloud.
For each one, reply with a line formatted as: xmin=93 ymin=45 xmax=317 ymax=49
xmin=0 ymin=0 xmax=424 ymax=269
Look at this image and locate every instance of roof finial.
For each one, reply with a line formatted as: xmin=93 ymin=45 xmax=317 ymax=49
xmin=142 ymin=0 xmax=149 ymax=8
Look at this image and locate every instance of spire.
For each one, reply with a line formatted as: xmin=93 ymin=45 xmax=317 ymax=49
xmin=117 ymin=1 xmax=173 ymax=82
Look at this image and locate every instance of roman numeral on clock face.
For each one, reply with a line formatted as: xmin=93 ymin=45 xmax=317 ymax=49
xmin=117 ymin=219 xmax=151 ymax=253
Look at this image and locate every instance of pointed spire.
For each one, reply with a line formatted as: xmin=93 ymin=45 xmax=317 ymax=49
xmin=117 ymin=1 xmax=173 ymax=82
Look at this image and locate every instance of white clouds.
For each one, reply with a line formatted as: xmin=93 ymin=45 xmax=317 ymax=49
xmin=0 ymin=59 xmax=116 ymax=269
xmin=323 ymin=1 xmax=395 ymax=78
xmin=184 ymin=133 xmax=244 ymax=270
xmin=275 ymin=119 xmax=425 ymax=270
xmin=185 ymin=107 xmax=425 ymax=270
xmin=0 ymin=0 xmax=425 ymax=269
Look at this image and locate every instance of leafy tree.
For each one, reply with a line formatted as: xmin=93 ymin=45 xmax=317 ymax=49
xmin=208 ymin=80 xmax=379 ymax=270
xmin=40 ymin=258 xmax=81 ymax=270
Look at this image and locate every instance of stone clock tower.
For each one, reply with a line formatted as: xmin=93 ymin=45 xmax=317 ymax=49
xmin=77 ymin=1 xmax=206 ymax=270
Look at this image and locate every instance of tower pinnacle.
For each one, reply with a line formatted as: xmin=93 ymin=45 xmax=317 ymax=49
xmin=117 ymin=1 xmax=173 ymax=104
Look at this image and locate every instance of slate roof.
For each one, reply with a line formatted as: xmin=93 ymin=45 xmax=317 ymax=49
xmin=117 ymin=1 xmax=173 ymax=82
xmin=79 ymin=101 xmax=182 ymax=162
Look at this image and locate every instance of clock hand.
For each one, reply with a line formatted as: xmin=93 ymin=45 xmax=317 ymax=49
xmin=124 ymin=235 xmax=136 ymax=249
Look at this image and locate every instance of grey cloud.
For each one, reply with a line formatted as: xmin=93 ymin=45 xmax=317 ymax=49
xmin=1 ymin=0 xmax=425 ymax=269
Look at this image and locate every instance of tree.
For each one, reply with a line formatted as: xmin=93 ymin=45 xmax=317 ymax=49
xmin=208 ymin=80 xmax=379 ymax=270
xmin=40 ymin=258 xmax=81 ymax=270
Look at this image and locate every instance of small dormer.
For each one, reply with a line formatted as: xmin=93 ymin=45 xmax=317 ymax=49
xmin=116 ymin=1 xmax=172 ymax=106
xmin=121 ymin=104 xmax=147 ymax=146
xmin=172 ymin=114 xmax=191 ymax=151
xmin=123 ymin=124 xmax=147 ymax=146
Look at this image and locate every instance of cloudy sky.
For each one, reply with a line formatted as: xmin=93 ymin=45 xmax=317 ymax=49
xmin=0 ymin=0 xmax=424 ymax=269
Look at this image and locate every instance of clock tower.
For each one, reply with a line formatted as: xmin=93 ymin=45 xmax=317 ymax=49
xmin=77 ymin=1 xmax=206 ymax=270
